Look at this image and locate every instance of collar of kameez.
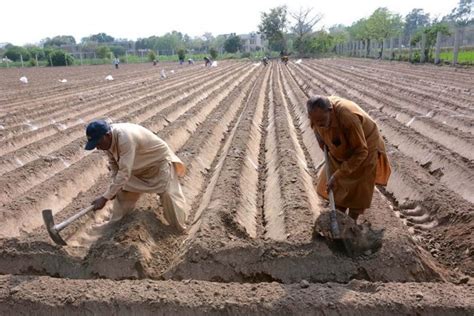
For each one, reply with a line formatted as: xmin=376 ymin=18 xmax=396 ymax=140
xmin=326 ymin=96 xmax=341 ymax=129
xmin=107 ymin=125 xmax=118 ymax=154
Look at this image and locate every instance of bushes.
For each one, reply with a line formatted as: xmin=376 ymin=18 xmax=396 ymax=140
xmin=96 ymin=46 xmax=112 ymax=59
xmin=47 ymin=50 xmax=74 ymax=66
xmin=177 ymin=48 xmax=186 ymax=61
xmin=240 ymin=52 xmax=251 ymax=58
xmin=209 ymin=48 xmax=218 ymax=60
xmin=147 ymin=50 xmax=157 ymax=62
xmin=110 ymin=46 xmax=126 ymax=57
xmin=3 ymin=46 xmax=30 ymax=62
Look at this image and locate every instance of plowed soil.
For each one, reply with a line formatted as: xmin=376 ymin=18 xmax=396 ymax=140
xmin=0 ymin=59 xmax=473 ymax=314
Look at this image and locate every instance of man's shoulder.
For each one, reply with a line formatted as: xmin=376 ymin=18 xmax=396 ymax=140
xmin=111 ymin=122 xmax=140 ymax=131
xmin=112 ymin=123 xmax=159 ymax=140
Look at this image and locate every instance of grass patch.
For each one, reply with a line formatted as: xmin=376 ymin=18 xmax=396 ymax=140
xmin=439 ymin=50 xmax=474 ymax=64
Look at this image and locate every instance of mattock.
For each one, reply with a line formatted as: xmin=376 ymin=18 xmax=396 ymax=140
xmin=42 ymin=205 xmax=95 ymax=246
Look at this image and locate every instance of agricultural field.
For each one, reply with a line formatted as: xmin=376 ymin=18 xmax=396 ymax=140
xmin=0 ymin=59 xmax=473 ymax=314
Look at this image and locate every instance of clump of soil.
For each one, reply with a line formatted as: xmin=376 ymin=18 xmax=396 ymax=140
xmin=313 ymin=210 xmax=384 ymax=257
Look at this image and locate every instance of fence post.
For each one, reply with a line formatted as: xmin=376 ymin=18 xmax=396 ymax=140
xmin=49 ymin=55 xmax=53 ymax=67
xmin=390 ymin=37 xmax=394 ymax=60
xmin=408 ymin=36 xmax=413 ymax=62
xmin=65 ymin=52 xmax=68 ymax=66
xmin=20 ymin=54 xmax=24 ymax=67
xmin=35 ymin=54 xmax=39 ymax=67
xmin=398 ymin=34 xmax=403 ymax=60
xmin=452 ymin=27 xmax=461 ymax=65
xmin=380 ymin=40 xmax=384 ymax=59
xmin=80 ymin=52 xmax=83 ymax=66
xmin=434 ymin=31 xmax=442 ymax=64
xmin=420 ymin=33 xmax=426 ymax=63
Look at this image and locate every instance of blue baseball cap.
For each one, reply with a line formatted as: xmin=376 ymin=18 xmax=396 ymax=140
xmin=85 ymin=120 xmax=110 ymax=150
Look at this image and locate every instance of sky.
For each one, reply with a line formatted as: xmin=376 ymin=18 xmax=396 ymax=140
xmin=0 ymin=0 xmax=459 ymax=45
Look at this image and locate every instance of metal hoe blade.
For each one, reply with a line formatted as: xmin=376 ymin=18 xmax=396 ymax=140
xmin=42 ymin=209 xmax=67 ymax=246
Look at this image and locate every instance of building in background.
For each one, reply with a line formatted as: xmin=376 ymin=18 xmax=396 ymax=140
xmin=238 ymin=33 xmax=264 ymax=52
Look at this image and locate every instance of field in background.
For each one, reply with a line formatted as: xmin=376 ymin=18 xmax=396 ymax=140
xmin=0 ymin=59 xmax=472 ymax=313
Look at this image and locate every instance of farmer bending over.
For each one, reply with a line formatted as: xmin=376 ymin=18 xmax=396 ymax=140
xmin=85 ymin=120 xmax=188 ymax=232
xmin=307 ymin=95 xmax=391 ymax=222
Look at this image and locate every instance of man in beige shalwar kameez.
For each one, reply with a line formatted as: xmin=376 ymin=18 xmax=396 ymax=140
xmin=85 ymin=120 xmax=188 ymax=231
xmin=307 ymin=95 xmax=391 ymax=222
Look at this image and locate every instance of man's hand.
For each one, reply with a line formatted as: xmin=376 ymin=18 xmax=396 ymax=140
xmin=326 ymin=175 xmax=337 ymax=193
xmin=91 ymin=196 xmax=108 ymax=211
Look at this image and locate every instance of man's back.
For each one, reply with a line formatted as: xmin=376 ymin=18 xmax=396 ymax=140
xmin=107 ymin=123 xmax=173 ymax=172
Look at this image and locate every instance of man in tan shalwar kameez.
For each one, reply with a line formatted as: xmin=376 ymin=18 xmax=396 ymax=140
xmin=307 ymin=95 xmax=391 ymax=222
xmin=85 ymin=120 xmax=188 ymax=231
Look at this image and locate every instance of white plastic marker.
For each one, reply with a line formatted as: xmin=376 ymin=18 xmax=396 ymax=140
xmin=58 ymin=79 xmax=67 ymax=83
xmin=211 ymin=61 xmax=218 ymax=67
xmin=295 ymin=59 xmax=302 ymax=64
xmin=19 ymin=76 xmax=28 ymax=83
xmin=105 ymin=75 xmax=114 ymax=81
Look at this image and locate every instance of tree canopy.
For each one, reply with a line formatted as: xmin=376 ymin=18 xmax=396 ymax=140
xmin=224 ymin=34 xmax=242 ymax=53
xmin=42 ymin=35 xmax=76 ymax=47
xmin=258 ymin=6 xmax=288 ymax=51
xmin=404 ymin=9 xmax=431 ymax=38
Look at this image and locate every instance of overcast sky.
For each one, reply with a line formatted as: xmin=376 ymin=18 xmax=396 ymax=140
xmin=0 ymin=0 xmax=459 ymax=45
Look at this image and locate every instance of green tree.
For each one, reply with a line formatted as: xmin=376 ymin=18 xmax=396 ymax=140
xmin=42 ymin=35 xmax=76 ymax=47
xmin=147 ymin=50 xmax=157 ymax=62
xmin=404 ymin=9 xmax=431 ymax=38
xmin=309 ymin=30 xmax=334 ymax=54
xmin=26 ymin=46 xmax=45 ymax=60
xmin=258 ymin=6 xmax=288 ymax=52
xmin=201 ymin=32 xmax=214 ymax=52
xmin=328 ymin=24 xmax=349 ymax=47
xmin=96 ymin=45 xmax=112 ymax=59
xmin=223 ymin=34 xmax=242 ymax=53
xmin=110 ymin=46 xmax=126 ymax=57
xmin=47 ymin=50 xmax=74 ymax=66
xmin=209 ymin=47 xmax=218 ymax=59
xmin=347 ymin=18 xmax=371 ymax=55
xmin=177 ymin=48 xmax=186 ymax=61
xmin=211 ymin=35 xmax=226 ymax=52
xmin=411 ymin=23 xmax=451 ymax=61
xmin=85 ymin=33 xmax=115 ymax=43
xmin=446 ymin=0 xmax=473 ymax=26
xmin=366 ymin=8 xmax=403 ymax=57
xmin=3 ymin=46 xmax=30 ymax=61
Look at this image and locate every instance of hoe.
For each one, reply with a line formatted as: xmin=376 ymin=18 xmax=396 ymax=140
xmin=42 ymin=205 xmax=95 ymax=246
xmin=313 ymin=146 xmax=384 ymax=257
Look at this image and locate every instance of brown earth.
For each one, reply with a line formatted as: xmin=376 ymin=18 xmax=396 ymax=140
xmin=0 ymin=59 xmax=473 ymax=314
